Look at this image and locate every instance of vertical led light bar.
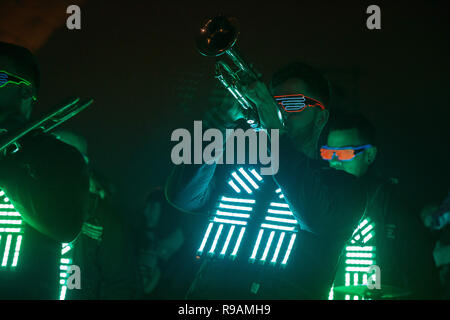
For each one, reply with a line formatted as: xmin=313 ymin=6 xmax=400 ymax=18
xmin=330 ymin=217 xmax=377 ymax=300
xmin=59 ymin=243 xmax=74 ymax=300
xmin=0 ymin=189 xmax=24 ymax=270
xmin=195 ymin=167 xmax=299 ymax=268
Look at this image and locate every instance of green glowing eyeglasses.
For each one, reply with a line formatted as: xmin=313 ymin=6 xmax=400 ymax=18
xmin=0 ymin=70 xmax=37 ymax=101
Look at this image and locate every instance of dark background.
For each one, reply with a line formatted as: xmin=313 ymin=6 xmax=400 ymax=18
xmin=1 ymin=0 xmax=449 ymax=220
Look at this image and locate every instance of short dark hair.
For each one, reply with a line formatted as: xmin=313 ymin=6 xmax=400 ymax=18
xmin=328 ymin=112 xmax=376 ymax=145
xmin=0 ymin=42 xmax=40 ymax=94
xmin=270 ymin=61 xmax=330 ymax=106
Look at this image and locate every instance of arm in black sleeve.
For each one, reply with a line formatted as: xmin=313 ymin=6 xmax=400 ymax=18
xmin=164 ymin=119 xmax=251 ymax=214
xmin=0 ymin=133 xmax=90 ymax=243
xmin=165 ymin=163 xmax=217 ymax=214
xmin=273 ymin=133 xmax=366 ymax=235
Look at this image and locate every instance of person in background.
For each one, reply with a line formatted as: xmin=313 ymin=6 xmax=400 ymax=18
xmin=421 ymin=191 xmax=450 ymax=299
xmin=322 ymin=111 xmax=440 ymax=299
xmin=55 ymin=130 xmax=139 ymax=299
xmin=0 ymin=42 xmax=89 ymax=299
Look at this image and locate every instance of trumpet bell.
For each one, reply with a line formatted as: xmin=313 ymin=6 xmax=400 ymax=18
xmin=196 ymin=15 xmax=240 ymax=57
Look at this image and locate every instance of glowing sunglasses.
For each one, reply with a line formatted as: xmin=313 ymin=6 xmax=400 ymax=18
xmin=0 ymin=70 xmax=37 ymax=101
xmin=320 ymin=144 xmax=372 ymax=161
xmin=273 ymin=94 xmax=325 ymax=113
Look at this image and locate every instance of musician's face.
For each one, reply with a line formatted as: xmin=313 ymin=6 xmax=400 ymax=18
xmin=0 ymin=56 xmax=32 ymax=124
xmin=273 ymin=78 xmax=327 ymax=140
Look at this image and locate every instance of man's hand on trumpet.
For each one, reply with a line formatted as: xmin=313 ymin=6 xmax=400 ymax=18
xmin=242 ymin=80 xmax=285 ymax=132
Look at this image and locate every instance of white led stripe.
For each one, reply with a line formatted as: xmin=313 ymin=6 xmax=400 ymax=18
xmin=271 ymin=232 xmax=285 ymax=263
xmin=238 ymin=168 xmax=259 ymax=189
xmin=213 ymin=217 xmax=247 ymax=225
xmin=250 ymin=169 xmax=263 ymax=181
xmin=231 ymin=172 xmax=252 ymax=194
xmin=0 ymin=191 xmax=4 ymax=196
xmin=228 ymin=180 xmax=241 ymax=193
xmin=250 ymin=229 xmax=264 ymax=260
xmin=218 ymin=203 xmax=253 ymax=211
xmin=345 ymin=273 xmax=350 ymax=286
xmin=60 ymin=286 xmax=67 ymax=300
xmin=267 ymin=209 xmax=293 ymax=215
xmin=261 ymin=223 xmax=295 ymax=231
xmin=345 ymin=259 xmax=374 ymax=265
xmin=354 ymin=273 xmax=359 ymax=285
xmin=0 ymin=204 xmax=14 ymax=209
xmin=198 ymin=222 xmax=214 ymax=253
xmin=361 ymin=224 xmax=374 ymax=236
xmin=2 ymin=234 xmax=12 ymax=266
xmin=363 ymin=274 xmax=368 ymax=285
xmin=0 ymin=220 xmax=22 ymax=225
xmin=346 ymin=266 xmax=370 ymax=272
xmin=279 ymin=194 xmax=284 ymax=199
xmin=11 ymin=235 xmax=22 ymax=267
xmin=209 ymin=224 xmax=224 ymax=254
xmin=261 ymin=231 xmax=275 ymax=261
xmin=220 ymin=225 xmax=235 ymax=255
xmin=221 ymin=196 xmax=255 ymax=204
xmin=216 ymin=210 xmax=250 ymax=219
xmin=281 ymin=233 xmax=296 ymax=264
xmin=346 ymin=246 xmax=374 ymax=251
xmin=231 ymin=227 xmax=246 ymax=256
xmin=346 ymin=252 xmax=373 ymax=258
xmin=0 ymin=228 xmax=21 ymax=233
xmin=0 ymin=211 xmax=20 ymax=216
xmin=265 ymin=216 xmax=297 ymax=224
xmin=60 ymin=258 xmax=71 ymax=264
xmin=61 ymin=245 xmax=71 ymax=255
xmin=363 ymin=233 xmax=373 ymax=243
xmin=270 ymin=202 xmax=289 ymax=208
xmin=275 ymin=188 xmax=281 ymax=193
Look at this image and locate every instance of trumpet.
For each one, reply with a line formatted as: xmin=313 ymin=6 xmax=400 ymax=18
xmin=0 ymin=97 xmax=93 ymax=155
xmin=196 ymin=15 xmax=263 ymax=129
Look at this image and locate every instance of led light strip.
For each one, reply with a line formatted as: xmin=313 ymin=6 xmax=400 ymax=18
xmin=221 ymin=196 xmax=255 ymax=204
xmin=220 ymin=225 xmax=235 ymax=255
xmin=216 ymin=210 xmax=250 ymax=219
xmin=218 ymin=203 xmax=253 ymax=211
xmin=231 ymin=172 xmax=252 ymax=194
xmin=238 ymin=168 xmax=259 ymax=190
